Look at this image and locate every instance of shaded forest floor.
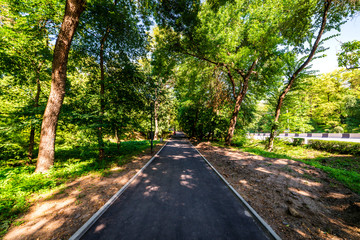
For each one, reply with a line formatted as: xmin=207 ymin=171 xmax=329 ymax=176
xmin=193 ymin=141 xmax=360 ymax=240
xmin=2 ymin=141 xmax=165 ymax=240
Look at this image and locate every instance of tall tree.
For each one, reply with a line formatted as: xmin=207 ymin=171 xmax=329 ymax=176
xmin=36 ymin=0 xmax=86 ymax=172
xmin=74 ymin=0 xmax=148 ymax=161
xmin=267 ymin=0 xmax=359 ymax=151
xmin=160 ymin=0 xmax=308 ymax=144
xmin=0 ymin=0 xmax=61 ymax=160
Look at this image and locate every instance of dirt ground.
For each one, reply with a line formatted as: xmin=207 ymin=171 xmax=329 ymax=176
xmin=4 ymin=143 xmax=165 ymax=240
xmin=193 ymin=141 xmax=360 ymax=240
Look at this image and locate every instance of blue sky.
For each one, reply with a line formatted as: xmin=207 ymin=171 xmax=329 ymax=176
xmin=310 ymin=15 xmax=360 ymax=74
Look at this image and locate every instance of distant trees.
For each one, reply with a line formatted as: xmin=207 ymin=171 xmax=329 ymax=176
xmin=250 ymin=69 xmax=360 ymax=134
xmin=174 ymin=58 xmax=232 ymax=140
xmin=337 ymin=40 xmax=360 ymax=69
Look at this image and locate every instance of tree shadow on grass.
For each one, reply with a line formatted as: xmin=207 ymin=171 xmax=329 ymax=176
xmin=0 ymin=140 xmax=160 ymax=239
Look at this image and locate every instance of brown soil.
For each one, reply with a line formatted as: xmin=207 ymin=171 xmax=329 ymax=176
xmin=4 ymin=143 xmax=165 ymax=240
xmin=193 ymin=141 xmax=360 ymax=240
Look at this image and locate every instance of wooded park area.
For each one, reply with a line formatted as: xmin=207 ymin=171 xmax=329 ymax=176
xmin=1 ymin=0 xmax=360 ymax=238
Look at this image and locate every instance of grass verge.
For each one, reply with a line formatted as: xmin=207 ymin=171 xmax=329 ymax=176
xmin=0 ymin=140 xmax=160 ymax=237
xmin=212 ymin=139 xmax=360 ymax=195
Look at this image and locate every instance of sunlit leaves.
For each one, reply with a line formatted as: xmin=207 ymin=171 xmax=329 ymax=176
xmin=337 ymin=40 xmax=360 ymax=69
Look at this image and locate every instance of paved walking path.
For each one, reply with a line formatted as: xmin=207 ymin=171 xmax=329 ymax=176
xmin=79 ymin=133 xmax=273 ymax=240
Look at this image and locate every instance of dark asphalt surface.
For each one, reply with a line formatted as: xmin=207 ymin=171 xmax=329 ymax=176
xmin=80 ymin=132 xmax=270 ymax=240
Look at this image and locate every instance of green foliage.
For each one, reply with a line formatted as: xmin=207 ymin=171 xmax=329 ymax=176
xmin=231 ymin=131 xmax=248 ymax=147
xmin=153 ymin=0 xmax=200 ymax=34
xmin=337 ymin=40 xmax=360 ymax=69
xmin=333 ymin=126 xmax=344 ymax=133
xmin=174 ymin=59 xmax=232 ymax=140
xmin=292 ymin=138 xmax=305 ymax=146
xmin=250 ymin=68 xmax=360 ymax=133
xmin=308 ymin=140 xmax=360 ymax=156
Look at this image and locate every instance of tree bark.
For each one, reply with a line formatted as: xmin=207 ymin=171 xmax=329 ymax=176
xmin=28 ymin=72 xmax=41 ymax=161
xmin=97 ymin=0 xmax=118 ymax=161
xmin=36 ymin=0 xmax=85 ymax=173
xmin=192 ymin=108 xmax=199 ymax=138
xmin=154 ymin=91 xmax=159 ymax=140
xmin=115 ymin=127 xmax=121 ymax=151
xmin=225 ymin=59 xmax=258 ymax=145
xmin=267 ymin=0 xmax=331 ymax=151
xmin=225 ymin=82 xmax=249 ymax=145
xmin=98 ymin=32 xmax=108 ymax=162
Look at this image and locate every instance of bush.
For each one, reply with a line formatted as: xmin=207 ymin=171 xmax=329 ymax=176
xmin=293 ymin=138 xmax=305 ymax=146
xmin=333 ymin=126 xmax=344 ymax=133
xmin=232 ymin=132 xmax=248 ymax=147
xmin=308 ymin=140 xmax=360 ymax=156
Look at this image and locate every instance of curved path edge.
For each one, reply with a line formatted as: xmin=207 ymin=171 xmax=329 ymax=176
xmin=189 ymin=140 xmax=281 ymax=240
xmin=69 ymin=141 xmax=169 ymax=240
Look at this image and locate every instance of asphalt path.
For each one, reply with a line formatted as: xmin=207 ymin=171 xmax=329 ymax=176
xmin=80 ymin=133 xmax=271 ymax=240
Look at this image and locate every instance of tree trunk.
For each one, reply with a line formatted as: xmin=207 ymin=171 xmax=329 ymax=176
xmin=115 ymin=127 xmax=120 ymax=151
xmin=28 ymin=73 xmax=41 ymax=161
xmin=154 ymin=97 xmax=159 ymax=140
xmin=191 ymin=108 xmax=199 ymax=138
xmin=224 ymin=59 xmax=257 ymax=145
xmin=97 ymin=14 xmax=113 ymax=161
xmin=225 ymin=77 xmax=250 ymax=145
xmin=225 ymin=86 xmax=248 ymax=145
xmin=98 ymin=39 xmax=106 ymax=161
xmin=267 ymin=0 xmax=331 ymax=151
xmin=36 ymin=0 xmax=85 ymax=173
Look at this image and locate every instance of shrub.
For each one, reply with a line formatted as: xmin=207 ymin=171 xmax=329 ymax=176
xmin=333 ymin=126 xmax=344 ymax=133
xmin=308 ymin=140 xmax=360 ymax=156
xmin=293 ymin=138 xmax=305 ymax=146
xmin=232 ymin=131 xmax=248 ymax=147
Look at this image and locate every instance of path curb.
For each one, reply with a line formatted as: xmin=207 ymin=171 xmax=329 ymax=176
xmin=189 ymin=141 xmax=282 ymax=240
xmin=69 ymin=141 xmax=169 ymax=240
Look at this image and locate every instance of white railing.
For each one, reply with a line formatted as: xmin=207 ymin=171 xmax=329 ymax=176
xmin=248 ymin=133 xmax=360 ymax=144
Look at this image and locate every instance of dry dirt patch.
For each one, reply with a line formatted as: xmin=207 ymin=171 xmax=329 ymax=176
xmin=194 ymin=141 xmax=360 ymax=240
xmin=4 ymin=143 xmax=165 ymax=240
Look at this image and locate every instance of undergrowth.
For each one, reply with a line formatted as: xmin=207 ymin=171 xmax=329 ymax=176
xmin=0 ymin=140 xmax=159 ymax=237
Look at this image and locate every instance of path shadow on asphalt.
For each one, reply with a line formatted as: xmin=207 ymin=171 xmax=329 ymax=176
xmin=82 ymin=137 xmax=269 ymax=240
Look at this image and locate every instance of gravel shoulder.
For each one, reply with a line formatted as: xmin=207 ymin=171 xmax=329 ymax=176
xmin=193 ymin=141 xmax=360 ymax=240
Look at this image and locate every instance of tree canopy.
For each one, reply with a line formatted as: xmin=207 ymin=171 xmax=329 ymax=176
xmin=0 ymin=0 xmax=359 ymax=170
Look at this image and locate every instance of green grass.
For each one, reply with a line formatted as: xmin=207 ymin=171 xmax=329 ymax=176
xmin=0 ymin=140 xmax=160 ymax=237
xmin=213 ymin=139 xmax=360 ymax=195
